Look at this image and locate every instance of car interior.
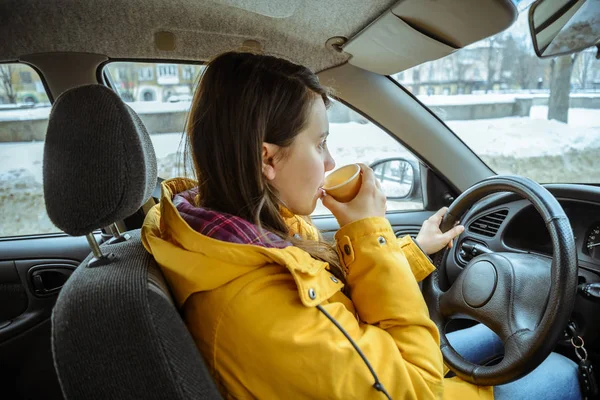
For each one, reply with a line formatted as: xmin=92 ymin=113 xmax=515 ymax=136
xmin=1 ymin=0 xmax=599 ymax=398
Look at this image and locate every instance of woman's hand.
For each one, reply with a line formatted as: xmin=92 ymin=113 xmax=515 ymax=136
xmin=322 ymin=164 xmax=386 ymax=228
xmin=415 ymin=207 xmax=464 ymax=255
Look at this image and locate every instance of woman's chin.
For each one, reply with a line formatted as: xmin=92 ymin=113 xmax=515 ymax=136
xmin=297 ymin=205 xmax=316 ymax=216
xmin=283 ymin=193 xmax=321 ymax=216
xmin=289 ymin=200 xmax=317 ymax=217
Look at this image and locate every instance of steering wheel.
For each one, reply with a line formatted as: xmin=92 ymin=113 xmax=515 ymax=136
xmin=423 ymin=176 xmax=578 ymax=386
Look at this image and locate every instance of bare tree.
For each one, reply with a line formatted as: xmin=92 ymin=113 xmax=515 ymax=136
xmin=514 ymin=52 xmax=550 ymax=90
xmin=0 ymin=65 xmax=17 ymax=104
xmin=514 ymin=56 xmax=534 ymax=89
xmin=573 ymin=49 xmax=595 ymax=90
xmin=450 ymin=55 xmax=471 ymax=93
xmin=183 ymin=65 xmax=196 ymax=93
xmin=502 ymin=35 xmax=541 ymax=90
xmin=117 ymin=63 xmax=140 ymax=102
xmin=484 ymin=36 xmax=509 ymax=93
xmin=548 ymin=54 xmax=578 ymax=123
xmin=411 ymin=66 xmax=422 ymax=95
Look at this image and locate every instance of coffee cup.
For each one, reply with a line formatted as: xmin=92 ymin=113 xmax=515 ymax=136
xmin=322 ymin=164 xmax=362 ymax=203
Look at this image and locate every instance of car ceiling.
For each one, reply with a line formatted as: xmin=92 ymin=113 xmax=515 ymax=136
xmin=0 ymin=0 xmax=397 ymax=72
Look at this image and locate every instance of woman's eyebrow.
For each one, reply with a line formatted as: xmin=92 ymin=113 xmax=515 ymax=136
xmin=320 ymin=131 xmax=329 ymax=138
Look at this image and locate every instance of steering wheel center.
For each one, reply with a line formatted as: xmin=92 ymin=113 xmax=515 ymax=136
xmin=462 ymin=260 xmax=497 ymax=308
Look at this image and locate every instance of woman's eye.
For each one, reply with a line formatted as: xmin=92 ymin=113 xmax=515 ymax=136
xmin=318 ymin=140 xmax=327 ymax=150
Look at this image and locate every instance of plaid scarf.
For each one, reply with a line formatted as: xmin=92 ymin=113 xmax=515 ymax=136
xmin=173 ymin=188 xmax=291 ymax=249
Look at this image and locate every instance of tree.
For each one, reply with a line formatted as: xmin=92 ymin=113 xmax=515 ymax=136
xmin=501 ymin=34 xmax=545 ymax=90
xmin=0 ymin=65 xmax=17 ymax=104
xmin=573 ymin=48 xmax=596 ymax=90
xmin=450 ymin=55 xmax=471 ymax=93
xmin=484 ymin=37 xmax=502 ymax=93
xmin=547 ymin=54 xmax=578 ymax=123
xmin=514 ymin=55 xmax=535 ymax=89
xmin=117 ymin=63 xmax=140 ymax=102
xmin=411 ymin=66 xmax=422 ymax=95
xmin=183 ymin=65 xmax=196 ymax=93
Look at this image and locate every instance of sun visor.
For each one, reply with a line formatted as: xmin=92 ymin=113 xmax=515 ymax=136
xmin=342 ymin=0 xmax=517 ymax=75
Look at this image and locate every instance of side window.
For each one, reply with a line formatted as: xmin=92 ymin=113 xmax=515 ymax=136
xmin=103 ymin=62 xmax=423 ymax=217
xmin=312 ymin=101 xmax=423 ymax=216
xmin=104 ymin=62 xmax=205 ymax=179
xmin=0 ymin=63 xmax=56 ymax=237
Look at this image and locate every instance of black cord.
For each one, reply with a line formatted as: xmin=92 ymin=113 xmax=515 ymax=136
xmin=317 ymin=305 xmax=392 ymax=400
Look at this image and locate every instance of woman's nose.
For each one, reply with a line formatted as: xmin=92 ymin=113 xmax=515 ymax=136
xmin=325 ymin=151 xmax=335 ymax=172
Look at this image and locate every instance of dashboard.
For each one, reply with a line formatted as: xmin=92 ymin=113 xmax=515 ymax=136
xmin=445 ymin=183 xmax=600 ymax=342
xmin=503 ymin=203 xmax=600 ymax=264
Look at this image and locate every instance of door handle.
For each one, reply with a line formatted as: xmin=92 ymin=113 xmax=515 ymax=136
xmin=29 ymin=265 xmax=74 ymax=296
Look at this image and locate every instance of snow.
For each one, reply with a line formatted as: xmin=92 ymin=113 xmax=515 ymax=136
xmin=0 ymin=100 xmax=194 ymax=121
xmin=1 ymin=108 xmax=598 ymax=183
xmin=128 ymin=100 xmax=192 ymax=114
xmin=529 ymin=106 xmax=600 ymax=127
xmin=419 ymin=94 xmax=528 ymax=106
xmin=570 ymin=93 xmax=600 ymax=98
xmin=419 ymin=93 xmax=600 ymax=106
xmin=150 ymin=133 xmax=186 ymax=159
xmin=0 ymin=106 xmax=51 ymax=121
xmin=380 ymin=180 xmax=412 ymax=198
xmin=0 ymin=141 xmax=45 ymax=182
xmin=327 ymin=122 xmax=416 ymax=167
xmin=448 ymin=107 xmax=600 ymax=158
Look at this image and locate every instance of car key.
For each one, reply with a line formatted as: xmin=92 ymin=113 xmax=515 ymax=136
xmin=572 ymin=334 xmax=598 ymax=399
xmin=579 ymin=358 xmax=598 ymax=399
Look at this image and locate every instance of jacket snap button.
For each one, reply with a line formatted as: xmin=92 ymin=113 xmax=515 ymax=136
xmin=330 ymin=276 xmax=338 ymax=283
xmin=308 ymin=288 xmax=316 ymax=299
xmin=344 ymin=244 xmax=351 ymax=256
xmin=378 ymin=236 xmax=387 ymax=245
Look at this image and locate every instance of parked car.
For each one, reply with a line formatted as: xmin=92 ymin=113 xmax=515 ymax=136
xmin=166 ymin=93 xmax=193 ymax=103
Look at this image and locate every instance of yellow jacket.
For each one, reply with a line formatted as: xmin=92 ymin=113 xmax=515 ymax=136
xmin=142 ymin=178 xmax=493 ymax=400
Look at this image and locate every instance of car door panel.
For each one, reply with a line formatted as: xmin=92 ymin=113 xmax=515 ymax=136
xmin=1 ymin=259 xmax=77 ymax=343
xmin=0 ymin=234 xmax=94 ymax=400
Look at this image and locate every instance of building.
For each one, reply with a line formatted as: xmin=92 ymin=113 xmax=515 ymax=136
xmin=0 ymin=64 xmax=50 ymax=104
xmin=394 ymin=40 xmax=515 ymax=96
xmin=107 ymin=63 xmax=204 ymax=102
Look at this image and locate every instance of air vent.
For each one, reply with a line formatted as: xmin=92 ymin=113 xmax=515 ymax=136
xmin=468 ymin=209 xmax=508 ymax=237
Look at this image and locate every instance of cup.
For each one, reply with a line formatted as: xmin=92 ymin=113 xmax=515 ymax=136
xmin=322 ymin=164 xmax=362 ymax=203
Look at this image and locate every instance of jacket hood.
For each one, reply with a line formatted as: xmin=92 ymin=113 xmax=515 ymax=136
xmin=141 ymin=178 xmax=341 ymax=307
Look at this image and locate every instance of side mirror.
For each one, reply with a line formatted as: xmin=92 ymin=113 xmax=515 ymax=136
xmin=370 ymin=158 xmax=421 ymax=200
xmin=529 ymin=0 xmax=600 ymax=58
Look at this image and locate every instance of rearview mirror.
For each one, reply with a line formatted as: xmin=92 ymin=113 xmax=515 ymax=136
xmin=529 ymin=0 xmax=600 ymax=58
xmin=370 ymin=158 xmax=421 ymax=200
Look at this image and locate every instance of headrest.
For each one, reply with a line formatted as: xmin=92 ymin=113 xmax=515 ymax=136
xmin=43 ymin=85 xmax=157 ymax=236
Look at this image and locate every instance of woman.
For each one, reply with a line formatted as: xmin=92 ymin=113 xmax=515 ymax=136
xmin=141 ymin=51 xmax=580 ymax=399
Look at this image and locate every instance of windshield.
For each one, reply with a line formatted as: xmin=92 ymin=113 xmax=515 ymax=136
xmin=392 ymin=4 xmax=600 ymax=184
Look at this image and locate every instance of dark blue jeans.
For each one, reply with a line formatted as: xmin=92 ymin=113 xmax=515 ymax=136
xmin=447 ymin=323 xmax=582 ymax=400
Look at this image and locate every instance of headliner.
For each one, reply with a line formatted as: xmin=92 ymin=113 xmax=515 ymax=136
xmin=0 ymin=0 xmax=398 ymax=72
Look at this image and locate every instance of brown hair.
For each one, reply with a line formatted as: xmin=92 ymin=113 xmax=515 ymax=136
xmin=184 ymin=51 xmax=345 ymax=282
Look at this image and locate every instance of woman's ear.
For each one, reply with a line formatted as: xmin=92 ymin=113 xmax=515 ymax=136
xmin=262 ymin=142 xmax=279 ymax=181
